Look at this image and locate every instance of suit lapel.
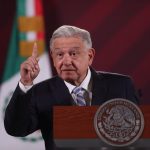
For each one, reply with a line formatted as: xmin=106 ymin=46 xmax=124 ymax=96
xmin=90 ymin=68 xmax=108 ymax=105
xmin=51 ymin=69 xmax=108 ymax=106
xmin=50 ymin=77 xmax=73 ymax=105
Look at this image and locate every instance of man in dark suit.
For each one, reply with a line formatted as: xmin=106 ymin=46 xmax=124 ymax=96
xmin=4 ymin=25 xmax=139 ymax=150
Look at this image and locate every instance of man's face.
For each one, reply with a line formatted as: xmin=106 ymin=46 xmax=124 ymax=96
xmin=51 ymin=37 xmax=95 ymax=85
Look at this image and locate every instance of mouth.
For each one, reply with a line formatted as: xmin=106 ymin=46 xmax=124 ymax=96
xmin=61 ymin=69 xmax=75 ymax=72
xmin=61 ymin=67 xmax=76 ymax=71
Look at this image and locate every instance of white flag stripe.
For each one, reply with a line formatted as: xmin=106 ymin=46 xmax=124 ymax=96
xmin=26 ymin=0 xmax=37 ymax=41
xmin=27 ymin=31 xmax=37 ymax=41
xmin=26 ymin=0 xmax=35 ymax=16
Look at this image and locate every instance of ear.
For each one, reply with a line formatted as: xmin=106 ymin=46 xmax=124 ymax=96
xmin=88 ymin=48 xmax=95 ymax=65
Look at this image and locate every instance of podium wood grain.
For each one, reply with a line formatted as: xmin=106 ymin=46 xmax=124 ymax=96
xmin=53 ymin=105 xmax=150 ymax=139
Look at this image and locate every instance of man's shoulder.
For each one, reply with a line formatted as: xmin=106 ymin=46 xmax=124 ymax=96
xmin=34 ymin=76 xmax=62 ymax=88
xmin=95 ymin=71 xmax=131 ymax=80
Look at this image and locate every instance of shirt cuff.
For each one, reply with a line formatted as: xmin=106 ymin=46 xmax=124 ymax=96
xmin=19 ymin=81 xmax=33 ymax=93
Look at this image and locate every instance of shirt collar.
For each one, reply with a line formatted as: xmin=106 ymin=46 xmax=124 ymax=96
xmin=64 ymin=68 xmax=91 ymax=93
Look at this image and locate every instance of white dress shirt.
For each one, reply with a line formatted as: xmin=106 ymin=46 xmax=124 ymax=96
xmin=19 ymin=81 xmax=33 ymax=93
xmin=64 ymin=68 xmax=91 ymax=94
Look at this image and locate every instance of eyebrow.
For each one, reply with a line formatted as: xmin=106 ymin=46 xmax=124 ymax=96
xmin=54 ymin=47 xmax=80 ymax=51
xmin=52 ymin=48 xmax=63 ymax=53
xmin=53 ymin=48 xmax=61 ymax=51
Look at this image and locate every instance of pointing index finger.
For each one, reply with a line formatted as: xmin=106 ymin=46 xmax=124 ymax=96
xmin=32 ymin=42 xmax=38 ymax=58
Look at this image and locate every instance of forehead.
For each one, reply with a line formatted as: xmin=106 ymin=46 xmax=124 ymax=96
xmin=52 ymin=37 xmax=84 ymax=49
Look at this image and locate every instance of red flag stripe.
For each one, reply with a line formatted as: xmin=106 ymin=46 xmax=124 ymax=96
xmin=35 ymin=0 xmax=42 ymax=15
xmin=35 ymin=0 xmax=44 ymax=40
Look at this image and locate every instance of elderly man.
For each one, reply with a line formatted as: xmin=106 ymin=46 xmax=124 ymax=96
xmin=4 ymin=25 xmax=139 ymax=150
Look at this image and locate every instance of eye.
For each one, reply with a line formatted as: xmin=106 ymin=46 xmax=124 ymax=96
xmin=71 ymin=52 xmax=76 ymax=56
xmin=56 ymin=52 xmax=63 ymax=59
xmin=58 ymin=53 xmax=62 ymax=56
xmin=70 ymin=51 xmax=79 ymax=58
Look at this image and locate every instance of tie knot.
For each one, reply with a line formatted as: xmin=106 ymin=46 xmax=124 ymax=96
xmin=72 ymin=87 xmax=86 ymax=95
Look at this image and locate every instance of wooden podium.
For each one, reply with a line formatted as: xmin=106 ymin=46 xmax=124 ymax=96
xmin=53 ymin=106 xmax=150 ymax=148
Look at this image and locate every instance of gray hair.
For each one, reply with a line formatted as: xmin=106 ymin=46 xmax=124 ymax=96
xmin=50 ymin=25 xmax=92 ymax=50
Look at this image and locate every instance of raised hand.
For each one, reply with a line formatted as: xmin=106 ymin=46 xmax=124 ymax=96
xmin=20 ymin=43 xmax=40 ymax=85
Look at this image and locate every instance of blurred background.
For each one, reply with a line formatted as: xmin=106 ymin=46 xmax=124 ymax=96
xmin=0 ymin=0 xmax=150 ymax=149
xmin=1 ymin=0 xmax=150 ymax=102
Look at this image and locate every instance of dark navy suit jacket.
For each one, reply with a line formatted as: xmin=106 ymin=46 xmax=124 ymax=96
xmin=4 ymin=68 xmax=139 ymax=150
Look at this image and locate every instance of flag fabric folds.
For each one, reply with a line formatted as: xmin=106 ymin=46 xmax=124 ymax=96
xmin=0 ymin=0 xmax=52 ymax=149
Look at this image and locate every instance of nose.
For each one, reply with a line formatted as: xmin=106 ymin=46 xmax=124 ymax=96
xmin=63 ymin=54 xmax=72 ymax=66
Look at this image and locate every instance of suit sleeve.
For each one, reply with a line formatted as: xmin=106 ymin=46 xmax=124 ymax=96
xmin=4 ymin=84 xmax=39 ymax=137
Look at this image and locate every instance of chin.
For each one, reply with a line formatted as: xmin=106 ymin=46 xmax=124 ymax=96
xmin=63 ymin=76 xmax=75 ymax=81
xmin=64 ymin=79 xmax=76 ymax=85
xmin=60 ymin=72 xmax=77 ymax=82
xmin=62 ymin=75 xmax=76 ymax=83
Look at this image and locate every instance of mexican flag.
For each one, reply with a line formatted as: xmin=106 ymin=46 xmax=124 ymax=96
xmin=0 ymin=0 xmax=52 ymax=149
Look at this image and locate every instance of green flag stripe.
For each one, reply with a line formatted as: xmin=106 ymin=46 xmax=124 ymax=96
xmin=17 ymin=0 xmax=26 ymax=16
xmin=17 ymin=0 xmax=26 ymax=41
xmin=2 ymin=16 xmax=26 ymax=82
xmin=19 ymin=32 xmax=26 ymax=41
xmin=2 ymin=0 xmax=27 ymax=82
